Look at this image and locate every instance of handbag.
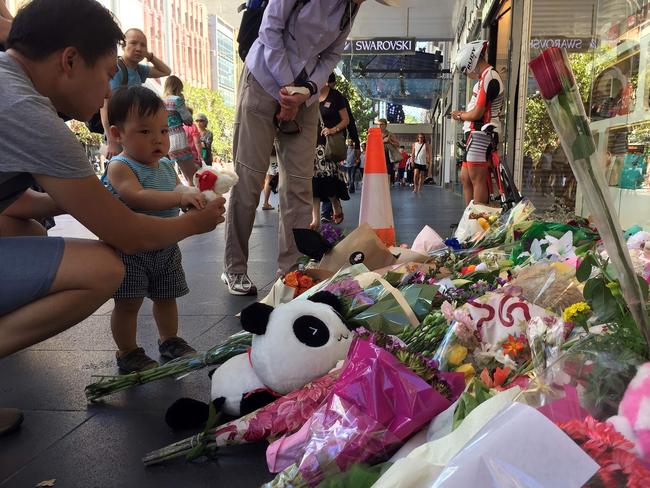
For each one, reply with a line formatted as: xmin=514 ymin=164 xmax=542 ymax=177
xmin=319 ymin=111 xmax=347 ymax=162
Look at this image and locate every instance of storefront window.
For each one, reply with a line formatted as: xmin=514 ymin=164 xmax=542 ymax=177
xmin=521 ymin=0 xmax=650 ymax=229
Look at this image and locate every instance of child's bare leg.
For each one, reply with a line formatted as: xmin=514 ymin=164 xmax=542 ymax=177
xmin=111 ymin=298 xmax=144 ymax=355
xmin=152 ymin=298 xmax=179 ymax=342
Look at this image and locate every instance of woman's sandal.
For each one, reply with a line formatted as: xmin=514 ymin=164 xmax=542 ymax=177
xmin=262 ymin=204 xmax=274 ymax=210
xmin=333 ymin=213 xmax=344 ymax=225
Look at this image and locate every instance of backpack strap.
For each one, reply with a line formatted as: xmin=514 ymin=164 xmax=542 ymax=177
xmin=117 ymin=57 xmax=130 ymax=87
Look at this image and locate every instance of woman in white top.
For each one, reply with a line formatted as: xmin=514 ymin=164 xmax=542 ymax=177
xmin=411 ymin=133 xmax=431 ymax=194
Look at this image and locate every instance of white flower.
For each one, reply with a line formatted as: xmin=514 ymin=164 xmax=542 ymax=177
xmin=545 ymin=231 xmax=576 ymax=261
xmin=435 ymin=278 xmax=455 ymax=292
xmin=493 ymin=350 xmax=518 ymax=369
xmin=520 ymin=238 xmax=546 ymax=262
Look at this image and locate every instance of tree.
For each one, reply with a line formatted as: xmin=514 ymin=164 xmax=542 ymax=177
xmin=68 ymin=120 xmax=103 ymax=154
xmin=334 ymin=75 xmax=377 ymax=142
xmin=184 ymin=86 xmax=236 ymax=162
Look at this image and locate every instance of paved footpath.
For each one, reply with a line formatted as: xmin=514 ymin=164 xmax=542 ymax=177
xmin=0 ymin=185 xmax=462 ymax=488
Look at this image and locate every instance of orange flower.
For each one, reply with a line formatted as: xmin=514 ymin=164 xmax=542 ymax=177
xmin=284 ymin=272 xmax=299 ymax=288
xmin=298 ymin=275 xmax=314 ymax=289
xmin=501 ymin=334 xmax=526 ymax=358
xmin=479 ymin=366 xmax=511 ymax=389
xmin=460 ymin=265 xmax=477 ymax=275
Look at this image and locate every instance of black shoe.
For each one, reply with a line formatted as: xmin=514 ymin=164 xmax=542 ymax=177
xmin=321 ymin=214 xmax=333 ymax=223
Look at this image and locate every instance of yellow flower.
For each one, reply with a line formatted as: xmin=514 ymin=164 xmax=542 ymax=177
xmin=455 ymin=363 xmax=475 ymax=382
xmin=563 ymin=302 xmax=591 ymax=323
xmin=448 ymin=344 xmax=468 ymax=366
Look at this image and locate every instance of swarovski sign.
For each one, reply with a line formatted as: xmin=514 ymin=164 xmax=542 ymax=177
xmin=344 ymin=38 xmax=417 ymax=55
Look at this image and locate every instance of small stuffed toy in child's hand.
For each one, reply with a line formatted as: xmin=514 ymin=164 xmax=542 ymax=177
xmin=175 ymin=164 xmax=239 ymax=202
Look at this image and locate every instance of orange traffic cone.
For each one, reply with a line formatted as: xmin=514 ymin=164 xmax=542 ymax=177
xmin=359 ymin=127 xmax=395 ymax=247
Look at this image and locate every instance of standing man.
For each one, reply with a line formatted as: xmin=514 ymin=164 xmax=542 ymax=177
xmin=223 ymin=0 xmax=399 ymax=295
xmin=102 ymin=27 xmax=171 ymax=158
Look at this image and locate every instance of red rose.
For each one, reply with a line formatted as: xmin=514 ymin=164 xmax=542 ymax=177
xmin=298 ymin=275 xmax=314 ymax=289
xmin=529 ymin=47 xmax=575 ymax=100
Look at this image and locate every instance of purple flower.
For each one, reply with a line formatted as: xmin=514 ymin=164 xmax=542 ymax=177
xmin=320 ymin=223 xmax=343 ymax=246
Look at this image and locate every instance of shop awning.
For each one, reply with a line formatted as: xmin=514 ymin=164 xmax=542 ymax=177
xmin=341 ymin=51 xmax=451 ymax=109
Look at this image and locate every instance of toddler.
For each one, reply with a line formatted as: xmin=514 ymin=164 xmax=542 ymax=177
xmin=104 ymin=86 xmax=206 ymax=373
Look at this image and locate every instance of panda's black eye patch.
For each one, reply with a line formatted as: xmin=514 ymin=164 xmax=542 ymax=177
xmin=293 ymin=316 xmax=330 ymax=348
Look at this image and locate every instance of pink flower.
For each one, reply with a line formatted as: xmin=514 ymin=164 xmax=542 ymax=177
xmin=441 ymin=301 xmax=454 ymax=322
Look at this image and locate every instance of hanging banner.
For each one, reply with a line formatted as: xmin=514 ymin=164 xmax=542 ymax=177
xmin=344 ymin=38 xmax=417 ymax=55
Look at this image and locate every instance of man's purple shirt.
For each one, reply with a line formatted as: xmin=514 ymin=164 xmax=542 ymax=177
xmin=246 ymin=0 xmax=357 ymax=106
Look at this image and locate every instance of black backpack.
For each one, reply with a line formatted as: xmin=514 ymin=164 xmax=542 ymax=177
xmin=86 ymin=57 xmax=144 ymax=134
xmin=236 ymin=0 xmax=309 ymax=62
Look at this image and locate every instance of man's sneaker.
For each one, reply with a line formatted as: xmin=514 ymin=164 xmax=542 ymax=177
xmin=159 ymin=337 xmax=196 ymax=360
xmin=221 ymin=272 xmax=257 ymax=296
xmin=321 ymin=214 xmax=333 ymax=223
xmin=116 ymin=347 xmax=159 ymax=374
xmin=0 ymin=408 xmax=23 ymax=436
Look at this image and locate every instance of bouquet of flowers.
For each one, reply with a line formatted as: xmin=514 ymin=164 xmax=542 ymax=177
xmin=85 ymin=330 xmax=251 ymax=401
xmin=142 ymin=369 xmax=341 ymax=466
xmin=263 ymin=335 xmax=464 ymax=487
xmin=558 ymin=416 xmax=650 ymax=487
xmin=529 ymin=47 xmax=650 ymax=348
xmin=283 ymin=270 xmax=317 ymax=298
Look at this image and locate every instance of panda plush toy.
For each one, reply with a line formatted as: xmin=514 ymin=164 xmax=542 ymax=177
xmin=165 ymin=291 xmax=353 ymax=430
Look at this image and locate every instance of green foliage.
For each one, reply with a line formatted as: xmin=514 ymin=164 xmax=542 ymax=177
xmin=334 ymin=76 xmax=377 ymax=142
xmin=576 ymin=251 xmax=649 ymax=359
xmin=184 ymin=86 xmax=236 ymax=162
xmin=524 ymin=52 xmax=595 ymax=162
xmin=68 ymin=120 xmax=103 ymax=149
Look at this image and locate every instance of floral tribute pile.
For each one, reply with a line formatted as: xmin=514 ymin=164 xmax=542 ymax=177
xmin=86 ymin=47 xmax=650 ymax=488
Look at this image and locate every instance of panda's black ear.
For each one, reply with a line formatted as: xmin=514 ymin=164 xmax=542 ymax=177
xmin=308 ymin=291 xmax=344 ymax=316
xmin=240 ymin=302 xmax=274 ymax=335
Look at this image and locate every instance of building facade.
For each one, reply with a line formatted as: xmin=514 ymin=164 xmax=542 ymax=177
xmin=208 ymin=14 xmax=237 ymax=105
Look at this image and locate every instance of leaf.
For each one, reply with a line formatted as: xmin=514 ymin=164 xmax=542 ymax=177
xmin=591 ymin=280 xmax=618 ymax=323
xmin=583 ymin=278 xmax=599 ymax=301
xmin=36 ymin=481 xmax=56 ymax=487
xmin=576 ymin=255 xmax=594 ymax=282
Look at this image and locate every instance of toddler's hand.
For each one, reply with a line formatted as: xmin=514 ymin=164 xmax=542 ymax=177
xmin=180 ymin=192 xmax=206 ymax=210
xmin=188 ymin=196 xmax=226 ymax=234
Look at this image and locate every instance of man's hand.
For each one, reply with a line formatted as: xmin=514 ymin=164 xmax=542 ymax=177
xmin=180 ymin=192 xmax=207 ymax=211
xmin=279 ymin=87 xmax=309 ymax=111
xmin=105 ymin=140 xmax=121 ymax=159
xmin=187 ymin=196 xmax=226 ymax=234
xmin=276 ymin=105 xmax=299 ymax=122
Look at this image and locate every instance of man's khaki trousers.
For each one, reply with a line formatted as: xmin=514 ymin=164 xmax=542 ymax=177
xmin=224 ymin=67 xmax=318 ymax=276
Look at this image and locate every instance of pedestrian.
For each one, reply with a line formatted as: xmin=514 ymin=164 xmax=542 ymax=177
xmin=397 ymin=145 xmax=408 ymax=186
xmin=344 ymin=138 xmax=358 ymax=193
xmin=195 ymin=113 xmax=213 ymax=165
xmin=163 ymin=75 xmax=196 ymax=186
xmin=101 ymin=27 xmax=171 ymax=158
xmin=359 ymin=141 xmax=366 ymax=180
xmin=411 ymin=133 xmax=431 ymax=194
xmin=103 ymin=86 xmax=204 ymax=372
xmin=377 ymin=118 xmax=401 ymax=185
xmin=311 ymin=82 xmax=350 ymax=228
xmin=262 ymin=144 xmax=279 ymax=211
xmin=184 ymin=106 xmax=203 ymax=169
xmin=320 ymin=73 xmax=361 ymax=222
xmin=0 ymin=0 xmax=225 ymax=435
xmin=452 ymin=40 xmax=504 ymax=206
xmin=222 ymin=0 xmax=381 ymax=296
